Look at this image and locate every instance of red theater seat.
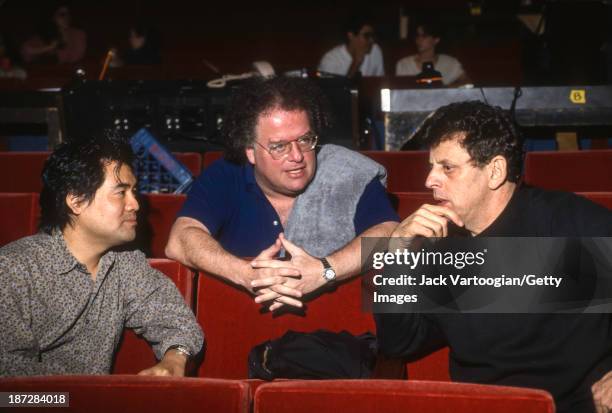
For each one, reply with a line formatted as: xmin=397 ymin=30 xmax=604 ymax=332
xmin=112 ymin=259 xmax=195 ymax=374
xmin=202 ymin=151 xmax=224 ymax=170
xmin=362 ymin=151 xmax=430 ymax=192
xmin=390 ymin=191 xmax=436 ymax=220
xmin=138 ymin=193 xmax=186 ymax=258
xmin=253 ymin=380 xmax=554 ymax=413
xmin=576 ymin=192 xmax=612 ymax=210
xmin=174 ymin=152 xmax=202 ymax=177
xmin=524 ymin=150 xmax=612 ymax=192
xmin=0 ymin=193 xmax=39 ymax=248
xmin=196 ymin=271 xmax=374 ymax=379
xmin=0 ymin=152 xmax=49 ymax=193
xmin=0 ymin=376 xmax=250 ymax=413
xmin=407 ymin=347 xmax=451 ymax=381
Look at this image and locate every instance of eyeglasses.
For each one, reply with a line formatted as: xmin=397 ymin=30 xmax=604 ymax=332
xmin=255 ymin=133 xmax=318 ymax=160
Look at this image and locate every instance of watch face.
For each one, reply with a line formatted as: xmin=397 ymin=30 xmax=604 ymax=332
xmin=324 ymin=268 xmax=336 ymax=281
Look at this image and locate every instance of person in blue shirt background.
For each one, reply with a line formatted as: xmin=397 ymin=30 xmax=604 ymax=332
xmin=166 ymin=77 xmax=398 ymax=311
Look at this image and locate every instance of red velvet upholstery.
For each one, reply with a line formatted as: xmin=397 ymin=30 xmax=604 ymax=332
xmin=524 ymin=150 xmax=612 ymax=192
xmin=139 ymin=194 xmax=186 ymax=258
xmin=0 ymin=193 xmax=39 ymax=248
xmin=202 ymin=151 xmax=224 ymax=170
xmin=361 ymin=151 xmax=430 ymax=192
xmin=576 ymin=192 xmax=612 ymax=210
xmin=196 ymin=272 xmax=374 ymax=378
xmin=407 ymin=347 xmax=451 ymax=381
xmin=112 ymin=259 xmax=195 ymax=374
xmin=253 ymin=380 xmax=555 ymax=413
xmin=0 ymin=152 xmax=49 ymax=193
xmin=174 ymin=152 xmax=202 ymax=177
xmin=390 ymin=191 xmax=436 ymax=220
xmin=0 ymin=376 xmax=250 ymax=413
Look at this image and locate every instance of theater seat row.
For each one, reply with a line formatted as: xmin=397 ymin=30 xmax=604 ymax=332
xmin=1 ymin=149 xmax=611 ymax=193
xmin=0 ymin=375 xmax=554 ymax=413
xmin=2 ymin=191 xmax=612 ymax=255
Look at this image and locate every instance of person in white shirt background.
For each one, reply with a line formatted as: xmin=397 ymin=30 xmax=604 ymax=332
xmin=318 ymin=14 xmax=384 ymax=78
xmin=396 ymin=19 xmax=471 ymax=87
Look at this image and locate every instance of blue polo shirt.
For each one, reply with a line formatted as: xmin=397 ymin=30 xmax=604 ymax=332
xmin=178 ymin=159 xmax=399 ymax=257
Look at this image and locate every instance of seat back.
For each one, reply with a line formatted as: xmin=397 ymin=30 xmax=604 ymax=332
xmin=174 ymin=152 xmax=202 ymax=177
xmin=361 ymin=151 xmax=430 ymax=192
xmin=0 ymin=152 xmax=49 ymax=193
xmin=253 ymin=379 xmax=554 ymax=413
xmin=134 ymin=193 xmax=186 ymax=257
xmin=389 ymin=191 xmax=436 ymax=220
xmin=524 ymin=150 xmax=612 ymax=191
xmin=0 ymin=376 xmax=250 ymax=413
xmin=0 ymin=193 xmax=39 ymax=248
xmin=576 ymin=192 xmax=612 ymax=210
xmin=196 ymin=272 xmax=374 ymax=378
xmin=202 ymin=151 xmax=224 ymax=170
xmin=111 ymin=259 xmax=195 ymax=374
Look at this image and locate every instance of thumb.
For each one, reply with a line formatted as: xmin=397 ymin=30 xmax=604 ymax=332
xmin=279 ymin=233 xmax=304 ymax=256
xmin=258 ymin=238 xmax=282 ymax=259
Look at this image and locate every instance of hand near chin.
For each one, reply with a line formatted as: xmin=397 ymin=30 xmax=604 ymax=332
xmin=390 ymin=204 xmax=463 ymax=250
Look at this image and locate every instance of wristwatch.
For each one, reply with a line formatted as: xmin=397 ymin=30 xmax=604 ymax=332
xmin=166 ymin=344 xmax=192 ymax=358
xmin=320 ymin=257 xmax=337 ymax=282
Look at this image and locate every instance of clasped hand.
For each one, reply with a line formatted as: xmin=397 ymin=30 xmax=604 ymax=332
xmin=249 ymin=233 xmax=326 ymax=311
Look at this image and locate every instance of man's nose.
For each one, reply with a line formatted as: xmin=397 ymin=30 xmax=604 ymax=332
xmin=127 ymin=191 xmax=140 ymax=212
xmin=425 ymin=168 xmax=438 ymax=189
xmin=286 ymin=141 xmax=304 ymax=162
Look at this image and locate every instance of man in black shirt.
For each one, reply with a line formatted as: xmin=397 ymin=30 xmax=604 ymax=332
xmin=376 ymin=101 xmax=612 ymax=413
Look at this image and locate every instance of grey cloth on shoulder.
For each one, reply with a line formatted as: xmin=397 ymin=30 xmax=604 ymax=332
xmin=284 ymin=144 xmax=387 ymax=258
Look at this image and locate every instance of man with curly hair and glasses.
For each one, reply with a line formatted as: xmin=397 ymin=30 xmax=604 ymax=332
xmin=166 ymin=77 xmax=398 ymax=311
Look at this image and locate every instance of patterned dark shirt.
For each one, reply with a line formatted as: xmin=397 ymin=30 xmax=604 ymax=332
xmin=0 ymin=231 xmax=203 ymax=376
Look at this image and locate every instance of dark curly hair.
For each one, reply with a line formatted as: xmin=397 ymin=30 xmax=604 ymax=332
xmin=39 ymin=137 xmax=134 ymax=234
xmin=416 ymin=101 xmax=523 ymax=183
xmin=223 ymin=77 xmax=332 ymax=164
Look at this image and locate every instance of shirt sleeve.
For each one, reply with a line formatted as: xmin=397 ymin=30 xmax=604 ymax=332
xmin=318 ymin=48 xmax=347 ymax=76
xmin=444 ymin=57 xmax=465 ymax=85
xmin=0 ymin=258 xmax=68 ymax=376
xmin=122 ymin=253 xmax=204 ymax=360
xmin=354 ymin=179 xmax=399 ymax=235
xmin=177 ymin=161 xmax=233 ymax=236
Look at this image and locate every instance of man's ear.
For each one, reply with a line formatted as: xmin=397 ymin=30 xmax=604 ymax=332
xmin=65 ymin=193 xmax=87 ymax=216
xmin=245 ymin=146 xmax=256 ymax=165
xmin=487 ymin=155 xmax=508 ymax=190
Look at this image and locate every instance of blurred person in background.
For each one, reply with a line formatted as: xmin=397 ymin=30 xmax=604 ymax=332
xmin=110 ymin=22 xmax=162 ymax=67
xmin=318 ymin=13 xmax=384 ymax=78
xmin=21 ymin=1 xmax=86 ymax=64
xmin=396 ymin=19 xmax=470 ymax=87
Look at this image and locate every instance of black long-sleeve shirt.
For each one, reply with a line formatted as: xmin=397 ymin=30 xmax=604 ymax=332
xmin=376 ymin=186 xmax=612 ymax=413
